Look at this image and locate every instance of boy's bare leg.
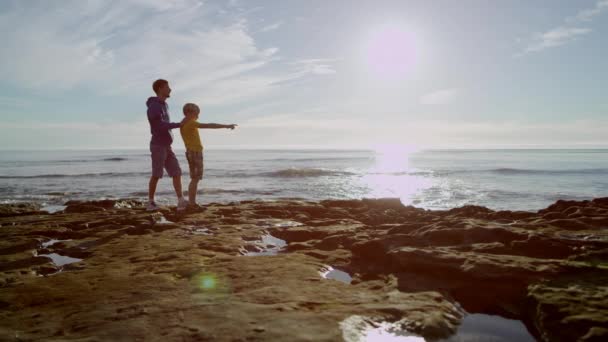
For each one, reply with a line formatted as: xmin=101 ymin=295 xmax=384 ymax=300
xmin=148 ymin=176 xmax=160 ymax=201
xmin=188 ymin=179 xmax=199 ymax=204
xmin=172 ymin=176 xmax=183 ymax=199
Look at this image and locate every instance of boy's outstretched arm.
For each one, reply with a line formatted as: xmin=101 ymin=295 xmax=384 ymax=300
xmin=198 ymin=123 xmax=237 ymax=130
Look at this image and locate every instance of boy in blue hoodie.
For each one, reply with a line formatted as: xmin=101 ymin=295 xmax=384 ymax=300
xmin=146 ymin=79 xmax=188 ymax=211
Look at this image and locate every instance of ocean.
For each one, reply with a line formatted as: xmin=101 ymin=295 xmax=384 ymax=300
xmin=1 ymin=149 xmax=607 ymax=212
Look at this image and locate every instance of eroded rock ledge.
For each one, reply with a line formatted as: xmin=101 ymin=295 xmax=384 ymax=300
xmin=1 ymin=197 xmax=607 ymax=341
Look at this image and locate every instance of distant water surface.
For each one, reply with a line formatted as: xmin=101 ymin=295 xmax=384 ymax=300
xmin=1 ymin=149 xmax=606 ymax=211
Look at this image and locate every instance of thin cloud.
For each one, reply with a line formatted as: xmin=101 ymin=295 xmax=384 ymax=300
xmin=290 ymin=58 xmax=339 ymax=75
xmin=0 ymin=0 xmax=328 ymax=107
xmin=519 ymin=1 xmax=607 ymax=55
xmin=259 ymin=21 xmax=283 ymax=32
xmin=523 ymin=27 xmax=592 ymax=53
xmin=569 ymin=0 xmax=608 ymax=22
xmin=420 ymin=88 xmax=460 ymax=105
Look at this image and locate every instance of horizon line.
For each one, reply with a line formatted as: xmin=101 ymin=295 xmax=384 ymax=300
xmin=2 ymin=145 xmax=608 ymax=152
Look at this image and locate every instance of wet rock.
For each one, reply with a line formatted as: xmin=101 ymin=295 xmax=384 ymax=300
xmin=548 ymin=218 xmax=591 ymax=230
xmin=0 ymin=197 xmax=607 ymax=341
xmin=488 ymin=210 xmax=536 ymax=220
xmin=0 ymin=203 xmax=43 ymax=217
xmin=64 ymin=199 xmax=141 ymax=209
xmin=414 ymin=224 xmax=528 ymax=247
xmin=321 ymin=199 xmax=367 ymax=209
xmin=0 ymin=240 xmax=39 ymax=255
xmin=64 ymin=204 xmax=107 ymax=214
xmin=539 ymin=199 xmax=590 ymax=214
xmin=526 ymin=271 xmax=608 ymax=342
xmin=0 ymin=256 xmax=50 ymax=272
xmin=591 ymin=197 xmax=608 ymax=207
xmin=361 ymin=198 xmax=404 ymax=210
xmin=388 ymin=247 xmax=563 ymax=282
xmin=446 ymin=205 xmax=494 ymax=218
xmin=63 ymin=199 xmax=141 ymax=213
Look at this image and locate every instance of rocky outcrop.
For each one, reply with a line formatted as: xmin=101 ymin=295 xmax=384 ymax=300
xmin=0 ymin=203 xmax=43 ymax=217
xmin=1 ymin=197 xmax=607 ymax=341
xmin=526 ymin=271 xmax=608 ymax=342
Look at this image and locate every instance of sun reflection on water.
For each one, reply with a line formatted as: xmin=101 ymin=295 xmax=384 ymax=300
xmin=359 ymin=145 xmax=432 ymax=205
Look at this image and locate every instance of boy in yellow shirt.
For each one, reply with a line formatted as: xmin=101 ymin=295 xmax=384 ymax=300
xmin=180 ymin=103 xmax=237 ymax=208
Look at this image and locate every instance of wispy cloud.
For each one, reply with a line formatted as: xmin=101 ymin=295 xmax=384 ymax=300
xmin=519 ymin=1 xmax=608 ymax=55
xmin=259 ymin=21 xmax=283 ymax=33
xmin=420 ymin=88 xmax=460 ymax=105
xmin=242 ymin=112 xmax=356 ymax=129
xmin=290 ymin=59 xmax=339 ymax=75
xmin=523 ymin=27 xmax=592 ymax=54
xmin=569 ymin=0 xmax=608 ymax=22
xmin=0 ymin=0 xmax=328 ymax=106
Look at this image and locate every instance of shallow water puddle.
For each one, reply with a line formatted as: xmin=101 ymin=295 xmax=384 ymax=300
xmin=43 ymin=205 xmax=66 ymax=213
xmin=255 ymin=220 xmax=303 ymax=228
xmin=341 ymin=315 xmax=423 ymax=342
xmin=558 ymin=232 xmax=607 ymax=242
xmin=340 ymin=313 xmax=535 ymax=342
xmin=273 ymin=220 xmax=303 ymax=228
xmin=244 ymin=234 xmax=287 ymax=256
xmin=192 ymin=227 xmax=211 ymax=235
xmin=154 ymin=214 xmax=172 ymax=224
xmin=38 ymin=253 xmax=83 ymax=267
xmin=438 ymin=313 xmax=535 ymax=342
xmin=320 ymin=266 xmax=352 ymax=284
xmin=41 ymin=239 xmax=72 ymax=248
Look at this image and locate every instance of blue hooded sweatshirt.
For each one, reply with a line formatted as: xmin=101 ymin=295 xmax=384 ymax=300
xmin=146 ymin=97 xmax=180 ymax=146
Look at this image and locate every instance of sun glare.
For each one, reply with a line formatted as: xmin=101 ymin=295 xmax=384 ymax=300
xmin=362 ymin=23 xmax=419 ymax=79
xmin=357 ymin=144 xmax=431 ymax=206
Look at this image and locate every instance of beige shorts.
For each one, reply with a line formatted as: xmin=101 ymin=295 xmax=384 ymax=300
xmin=185 ymin=150 xmax=203 ymax=180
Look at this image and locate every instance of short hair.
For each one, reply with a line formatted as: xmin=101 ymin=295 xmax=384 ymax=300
xmin=183 ymin=103 xmax=200 ymax=115
xmin=152 ymin=79 xmax=168 ymax=94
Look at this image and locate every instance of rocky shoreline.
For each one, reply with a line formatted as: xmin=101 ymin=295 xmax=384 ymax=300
xmin=1 ymin=197 xmax=607 ymax=341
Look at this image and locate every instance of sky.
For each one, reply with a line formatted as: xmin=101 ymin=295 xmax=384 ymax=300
xmin=0 ymin=0 xmax=607 ymax=150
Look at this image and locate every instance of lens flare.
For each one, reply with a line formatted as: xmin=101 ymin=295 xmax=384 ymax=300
xmin=199 ymin=274 xmax=217 ymax=290
xmin=190 ymin=271 xmax=233 ymax=304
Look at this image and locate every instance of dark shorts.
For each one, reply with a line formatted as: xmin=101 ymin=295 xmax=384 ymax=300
xmin=186 ymin=150 xmax=204 ymax=180
xmin=150 ymin=144 xmax=182 ymax=178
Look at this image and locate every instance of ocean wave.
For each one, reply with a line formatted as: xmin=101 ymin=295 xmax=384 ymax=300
xmin=488 ymin=168 xmax=608 ymax=175
xmin=130 ymin=188 xmax=278 ymax=197
xmin=0 ymin=172 xmax=148 ymax=179
xmin=43 ymin=157 xmax=129 ymax=163
xmin=3 ymin=167 xmax=605 ymax=180
xmin=261 ymin=157 xmax=371 ymax=162
xmin=102 ymin=157 xmax=128 ymax=161
xmin=205 ymin=188 xmax=279 ymax=195
xmin=45 ymin=191 xmax=83 ymax=196
xmin=418 ymin=168 xmax=608 ymax=176
xmin=0 ymin=168 xmax=352 ymax=179
xmin=260 ymin=168 xmax=356 ymax=178
xmin=367 ymin=171 xmax=434 ymax=176
xmin=366 ymin=168 xmax=608 ymax=177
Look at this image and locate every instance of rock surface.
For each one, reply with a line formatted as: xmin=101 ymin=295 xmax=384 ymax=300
xmin=1 ymin=197 xmax=607 ymax=341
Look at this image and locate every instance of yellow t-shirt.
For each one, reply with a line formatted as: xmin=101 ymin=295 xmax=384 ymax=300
xmin=180 ymin=120 xmax=203 ymax=152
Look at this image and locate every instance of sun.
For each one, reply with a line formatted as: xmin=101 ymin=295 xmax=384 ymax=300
xmin=362 ymin=23 xmax=419 ymax=79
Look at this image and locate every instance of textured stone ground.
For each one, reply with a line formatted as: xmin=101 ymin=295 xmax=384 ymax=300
xmin=1 ymin=197 xmax=607 ymax=341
